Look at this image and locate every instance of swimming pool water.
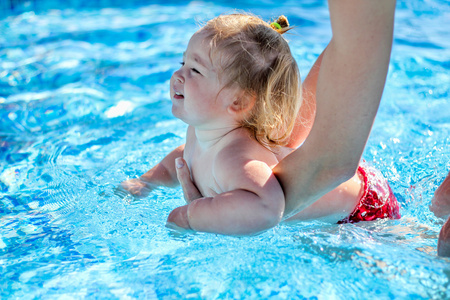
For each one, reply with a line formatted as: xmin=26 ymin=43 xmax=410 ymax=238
xmin=1 ymin=0 xmax=449 ymax=299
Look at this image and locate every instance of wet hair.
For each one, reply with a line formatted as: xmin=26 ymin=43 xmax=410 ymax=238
xmin=199 ymin=13 xmax=302 ymax=149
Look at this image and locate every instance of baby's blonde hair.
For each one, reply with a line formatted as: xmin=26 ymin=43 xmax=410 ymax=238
xmin=200 ymin=13 xmax=302 ymax=149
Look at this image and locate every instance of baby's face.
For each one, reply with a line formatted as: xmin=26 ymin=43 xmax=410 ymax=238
xmin=170 ymin=32 xmax=242 ymax=129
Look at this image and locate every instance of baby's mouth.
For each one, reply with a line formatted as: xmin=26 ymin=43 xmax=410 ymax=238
xmin=174 ymin=92 xmax=184 ymax=99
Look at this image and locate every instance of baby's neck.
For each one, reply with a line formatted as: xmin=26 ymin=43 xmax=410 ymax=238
xmin=194 ymin=125 xmax=242 ymax=148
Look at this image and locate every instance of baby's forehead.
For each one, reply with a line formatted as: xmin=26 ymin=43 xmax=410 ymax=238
xmin=186 ymin=32 xmax=220 ymax=65
xmin=186 ymin=30 xmax=239 ymax=84
xmin=187 ymin=31 xmax=215 ymax=55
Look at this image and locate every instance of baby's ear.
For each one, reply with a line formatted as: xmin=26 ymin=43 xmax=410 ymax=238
xmin=227 ymin=92 xmax=256 ymax=116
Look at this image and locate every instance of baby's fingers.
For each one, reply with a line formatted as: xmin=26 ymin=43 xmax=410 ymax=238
xmin=175 ymin=157 xmax=202 ymax=202
xmin=114 ymin=185 xmax=130 ymax=198
xmin=116 ymin=179 xmax=150 ymax=199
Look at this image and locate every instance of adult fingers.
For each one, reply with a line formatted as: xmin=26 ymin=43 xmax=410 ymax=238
xmin=175 ymin=157 xmax=202 ymax=202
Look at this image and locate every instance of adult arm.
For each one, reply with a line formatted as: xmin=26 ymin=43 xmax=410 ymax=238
xmin=285 ymin=50 xmax=323 ymax=148
xmin=274 ymin=0 xmax=396 ymax=218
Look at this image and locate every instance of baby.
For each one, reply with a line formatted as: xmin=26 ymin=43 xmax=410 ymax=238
xmin=121 ymin=14 xmax=299 ymax=235
xmin=120 ymin=13 xmax=400 ymax=235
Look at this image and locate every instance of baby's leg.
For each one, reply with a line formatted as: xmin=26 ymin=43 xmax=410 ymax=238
xmin=284 ymin=164 xmax=401 ymax=224
xmin=284 ymin=171 xmax=363 ymax=223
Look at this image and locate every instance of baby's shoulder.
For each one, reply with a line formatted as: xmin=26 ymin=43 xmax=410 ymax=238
xmin=213 ymin=131 xmax=279 ymax=191
xmin=215 ymin=130 xmax=279 ymax=169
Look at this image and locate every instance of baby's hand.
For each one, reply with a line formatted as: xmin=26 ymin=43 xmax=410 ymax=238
xmin=116 ymin=178 xmax=151 ymax=199
xmin=430 ymin=173 xmax=450 ymax=219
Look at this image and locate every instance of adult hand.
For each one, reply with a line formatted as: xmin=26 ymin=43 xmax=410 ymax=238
xmin=165 ymin=157 xmax=200 ymax=231
xmin=430 ymin=172 xmax=450 ymax=219
xmin=175 ymin=157 xmax=203 ymax=203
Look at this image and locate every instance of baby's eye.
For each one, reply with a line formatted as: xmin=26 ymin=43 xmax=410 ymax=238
xmin=179 ymin=62 xmax=202 ymax=75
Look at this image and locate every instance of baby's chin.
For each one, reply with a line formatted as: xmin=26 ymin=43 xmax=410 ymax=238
xmin=171 ymin=105 xmax=187 ymax=123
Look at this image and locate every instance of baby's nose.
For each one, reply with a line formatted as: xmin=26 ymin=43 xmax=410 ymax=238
xmin=173 ymin=69 xmax=185 ymax=84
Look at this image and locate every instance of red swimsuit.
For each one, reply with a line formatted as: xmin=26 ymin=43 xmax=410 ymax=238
xmin=338 ymin=165 xmax=401 ymax=224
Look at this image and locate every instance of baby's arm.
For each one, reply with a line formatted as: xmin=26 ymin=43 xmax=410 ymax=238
xmin=118 ymin=144 xmax=184 ymax=198
xmin=167 ymin=146 xmax=285 ymax=235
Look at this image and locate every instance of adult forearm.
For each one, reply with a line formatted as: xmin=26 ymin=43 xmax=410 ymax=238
xmin=319 ymin=0 xmax=396 ymax=169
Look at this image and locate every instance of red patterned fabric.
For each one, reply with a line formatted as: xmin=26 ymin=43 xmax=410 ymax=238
xmin=338 ymin=165 xmax=401 ymax=224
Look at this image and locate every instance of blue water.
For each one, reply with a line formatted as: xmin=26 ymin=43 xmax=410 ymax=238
xmin=1 ymin=0 xmax=449 ymax=299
